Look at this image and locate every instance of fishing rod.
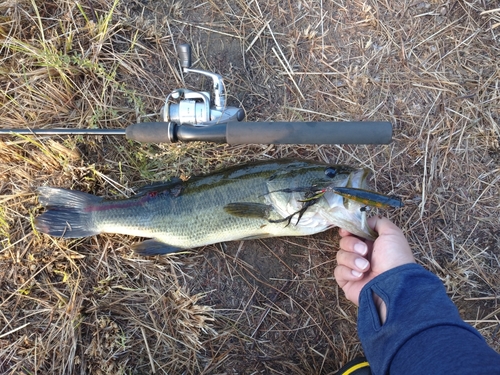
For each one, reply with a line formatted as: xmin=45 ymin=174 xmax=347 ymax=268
xmin=0 ymin=44 xmax=393 ymax=145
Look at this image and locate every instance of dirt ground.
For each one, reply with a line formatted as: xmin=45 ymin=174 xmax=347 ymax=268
xmin=0 ymin=0 xmax=499 ymax=374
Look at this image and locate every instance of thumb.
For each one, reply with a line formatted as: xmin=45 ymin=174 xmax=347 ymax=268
xmin=367 ymin=216 xmax=405 ymax=237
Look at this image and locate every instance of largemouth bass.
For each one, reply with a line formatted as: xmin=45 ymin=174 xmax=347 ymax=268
xmin=35 ymin=159 xmax=395 ymax=255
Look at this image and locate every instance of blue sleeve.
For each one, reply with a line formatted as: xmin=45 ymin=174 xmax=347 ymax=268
xmin=357 ymin=263 xmax=500 ymax=374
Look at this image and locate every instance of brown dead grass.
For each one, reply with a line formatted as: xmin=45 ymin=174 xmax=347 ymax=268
xmin=1 ymin=0 xmax=499 ymax=374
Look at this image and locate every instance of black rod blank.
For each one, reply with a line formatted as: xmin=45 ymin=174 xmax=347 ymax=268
xmin=0 ymin=128 xmax=126 ymax=136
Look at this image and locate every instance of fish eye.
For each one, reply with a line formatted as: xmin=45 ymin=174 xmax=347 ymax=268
xmin=324 ymin=167 xmax=337 ymax=178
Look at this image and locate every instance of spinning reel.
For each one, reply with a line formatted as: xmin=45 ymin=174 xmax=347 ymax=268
xmin=162 ymin=44 xmax=245 ymax=126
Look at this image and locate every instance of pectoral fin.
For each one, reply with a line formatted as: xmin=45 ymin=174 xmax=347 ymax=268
xmin=132 ymin=239 xmax=187 ymax=256
xmin=223 ymin=202 xmax=272 ymax=219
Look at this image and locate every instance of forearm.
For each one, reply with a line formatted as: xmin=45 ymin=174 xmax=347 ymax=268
xmin=357 ymin=264 xmax=500 ymax=374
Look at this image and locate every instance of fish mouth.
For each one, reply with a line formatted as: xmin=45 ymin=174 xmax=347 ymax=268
xmin=322 ymin=168 xmax=371 ymax=208
xmin=322 ymin=167 xmax=378 ymax=241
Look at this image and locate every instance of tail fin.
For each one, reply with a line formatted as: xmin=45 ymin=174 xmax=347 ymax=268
xmin=36 ymin=187 xmax=103 ymax=238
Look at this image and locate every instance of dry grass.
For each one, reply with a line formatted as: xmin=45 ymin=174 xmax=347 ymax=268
xmin=1 ymin=0 xmax=499 ymax=373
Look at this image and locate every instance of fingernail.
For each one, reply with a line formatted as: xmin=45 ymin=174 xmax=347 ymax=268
xmin=355 ymin=257 xmax=369 ymax=270
xmin=354 ymin=243 xmax=367 ymax=255
xmin=351 ymin=269 xmax=363 ymax=277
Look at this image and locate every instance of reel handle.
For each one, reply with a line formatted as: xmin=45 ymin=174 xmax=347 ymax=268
xmin=178 ymin=44 xmax=192 ymax=68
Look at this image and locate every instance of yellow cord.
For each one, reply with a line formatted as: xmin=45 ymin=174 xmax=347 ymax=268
xmin=341 ymin=361 xmax=370 ymax=375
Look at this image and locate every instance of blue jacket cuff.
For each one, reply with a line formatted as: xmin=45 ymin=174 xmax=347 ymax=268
xmin=357 ymin=263 xmax=483 ymax=374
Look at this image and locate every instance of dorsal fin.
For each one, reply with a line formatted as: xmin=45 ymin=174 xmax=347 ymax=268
xmin=135 ymin=178 xmax=183 ymax=197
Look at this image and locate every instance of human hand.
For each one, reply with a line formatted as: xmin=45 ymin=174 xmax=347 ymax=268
xmin=334 ymin=216 xmax=415 ymax=318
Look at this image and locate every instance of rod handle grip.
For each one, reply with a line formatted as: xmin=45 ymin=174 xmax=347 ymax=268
xmin=225 ymin=121 xmax=392 ymax=145
xmin=125 ymin=122 xmax=175 ymax=143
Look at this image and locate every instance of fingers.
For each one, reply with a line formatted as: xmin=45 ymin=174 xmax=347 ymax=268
xmin=336 ymin=249 xmax=370 ymax=279
xmin=338 ymin=227 xmax=373 ymax=254
xmin=336 ymin=229 xmax=372 ymax=282
xmin=339 ymin=235 xmax=368 ymax=256
xmin=338 ymin=227 xmax=352 ymax=238
xmin=334 ymin=265 xmax=359 ymax=286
